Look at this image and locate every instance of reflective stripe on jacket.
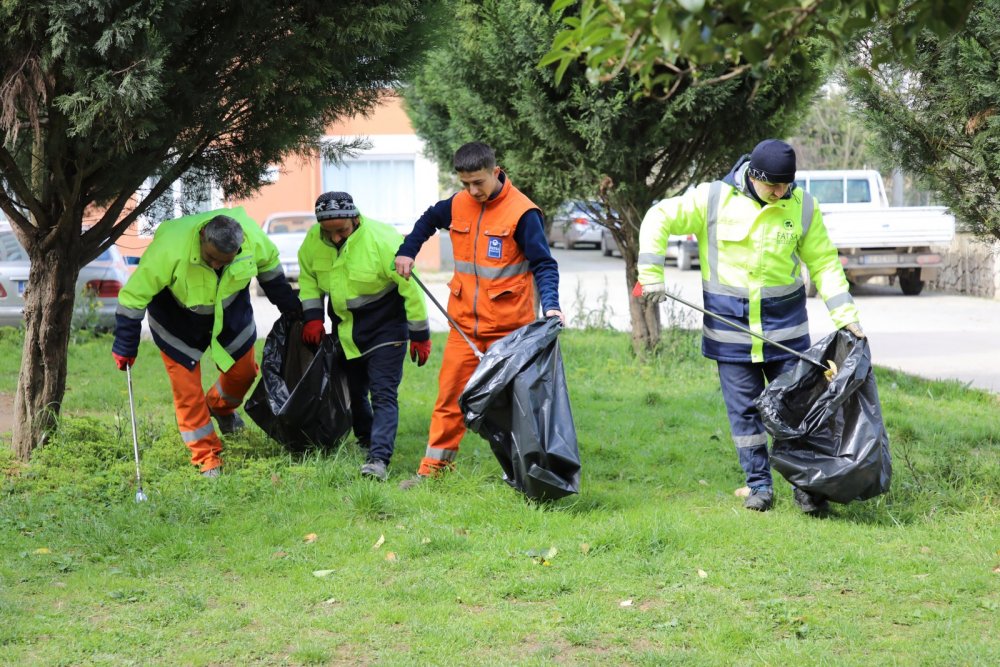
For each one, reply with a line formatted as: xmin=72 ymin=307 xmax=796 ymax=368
xmin=298 ymin=217 xmax=429 ymax=359
xmin=638 ymin=168 xmax=858 ymax=363
xmin=449 ymin=176 xmax=538 ymax=337
xmin=113 ymin=207 xmax=286 ymax=371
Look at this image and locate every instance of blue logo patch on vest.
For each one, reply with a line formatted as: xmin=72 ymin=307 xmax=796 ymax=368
xmin=487 ymin=237 xmax=503 ymax=259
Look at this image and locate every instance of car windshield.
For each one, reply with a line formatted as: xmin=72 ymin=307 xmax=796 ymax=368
xmin=0 ymin=231 xmax=28 ymax=261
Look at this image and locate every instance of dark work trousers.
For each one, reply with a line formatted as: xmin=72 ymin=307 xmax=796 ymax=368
xmin=717 ymin=357 xmax=798 ymax=489
xmin=344 ymin=342 xmax=406 ymax=465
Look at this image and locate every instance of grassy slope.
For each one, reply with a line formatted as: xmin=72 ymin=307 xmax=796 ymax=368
xmin=0 ymin=327 xmax=998 ymax=666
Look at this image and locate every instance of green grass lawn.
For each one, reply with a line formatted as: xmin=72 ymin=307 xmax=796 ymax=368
xmin=1 ymin=326 xmax=998 ymax=665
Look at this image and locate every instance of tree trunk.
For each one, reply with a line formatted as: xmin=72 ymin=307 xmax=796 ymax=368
xmin=621 ymin=242 xmax=662 ymax=356
xmin=11 ymin=242 xmax=80 ymax=461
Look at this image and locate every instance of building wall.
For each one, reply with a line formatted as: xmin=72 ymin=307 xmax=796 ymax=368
xmin=227 ymin=93 xmax=443 ymax=271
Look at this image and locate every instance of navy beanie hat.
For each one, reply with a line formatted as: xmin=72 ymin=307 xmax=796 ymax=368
xmin=315 ymin=191 xmax=359 ymax=220
xmin=747 ymin=139 xmax=796 ymax=184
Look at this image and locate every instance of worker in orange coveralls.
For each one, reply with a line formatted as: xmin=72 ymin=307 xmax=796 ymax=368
xmin=393 ymin=142 xmax=563 ymax=488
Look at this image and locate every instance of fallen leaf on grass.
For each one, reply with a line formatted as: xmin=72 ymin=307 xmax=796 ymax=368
xmin=619 ymin=599 xmax=633 ymax=607
xmin=697 ymin=569 xmax=708 ymax=579
xmin=580 ymin=543 xmax=590 ymax=555
xmin=385 ymin=552 xmax=397 ymax=562
xmin=991 ymin=565 xmax=1000 ymax=574
xmin=734 ymin=487 xmax=750 ymax=498
xmin=698 ymin=479 xmax=708 ymax=486
xmin=312 ymin=569 xmax=335 ymax=578
xmin=272 ymin=551 xmax=287 ymax=559
xmin=525 ymin=546 xmax=558 ymax=566
xmin=303 ymin=533 xmax=317 ymax=544
xmin=421 ymin=537 xmax=431 ymax=544
xmin=372 ymin=534 xmax=385 ymax=550
xmin=33 ymin=547 xmax=51 ymax=555
xmin=322 ymin=598 xmax=338 ymax=605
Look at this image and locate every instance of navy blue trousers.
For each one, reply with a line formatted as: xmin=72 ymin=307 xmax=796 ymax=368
xmin=344 ymin=342 xmax=406 ymax=465
xmin=717 ymin=358 xmax=798 ymax=489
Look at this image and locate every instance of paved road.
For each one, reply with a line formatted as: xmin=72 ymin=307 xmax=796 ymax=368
xmin=249 ymin=246 xmax=1000 ymax=393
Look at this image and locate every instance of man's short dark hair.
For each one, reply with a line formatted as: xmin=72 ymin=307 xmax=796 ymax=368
xmin=203 ymin=215 xmax=244 ymax=254
xmin=453 ymin=142 xmax=496 ymax=173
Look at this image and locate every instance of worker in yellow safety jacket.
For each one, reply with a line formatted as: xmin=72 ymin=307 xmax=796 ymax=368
xmin=112 ymin=209 xmax=301 ymax=477
xmin=637 ymin=139 xmax=865 ymax=515
xmin=298 ymin=191 xmax=431 ymax=482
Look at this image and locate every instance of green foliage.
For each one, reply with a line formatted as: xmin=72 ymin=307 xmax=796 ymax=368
xmin=2 ymin=331 xmax=1000 ymax=663
xmin=0 ymin=0 xmax=446 ymax=456
xmin=848 ymin=0 xmax=1000 ymax=242
xmin=786 ymin=85 xmax=881 ymax=171
xmin=543 ymin=0 xmax=976 ymax=97
xmin=404 ymin=0 xmax=829 ymax=338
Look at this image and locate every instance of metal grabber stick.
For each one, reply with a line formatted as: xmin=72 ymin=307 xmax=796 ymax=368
xmin=653 ymin=287 xmax=837 ymax=377
xmin=125 ymin=364 xmax=148 ymax=502
xmin=410 ymin=272 xmax=484 ymax=360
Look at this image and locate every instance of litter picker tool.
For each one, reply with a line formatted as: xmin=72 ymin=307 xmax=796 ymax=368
xmin=125 ymin=364 xmax=148 ymax=503
xmin=411 ymin=272 xmax=483 ymax=360
xmin=640 ymin=284 xmax=838 ymax=380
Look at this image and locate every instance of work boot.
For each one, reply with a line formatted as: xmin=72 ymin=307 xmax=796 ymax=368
xmin=793 ymin=488 xmax=830 ymax=515
xmin=360 ymin=459 xmax=388 ymax=482
xmin=212 ymin=410 xmax=245 ymax=435
xmin=398 ymin=474 xmax=427 ymax=491
xmin=743 ymin=486 xmax=774 ymax=512
xmin=201 ymin=466 xmax=223 ymax=479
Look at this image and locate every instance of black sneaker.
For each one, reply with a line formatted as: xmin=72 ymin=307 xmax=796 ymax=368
xmin=212 ymin=411 xmax=245 ymax=435
xmin=793 ymin=488 xmax=830 ymax=515
xmin=743 ymin=486 xmax=774 ymax=512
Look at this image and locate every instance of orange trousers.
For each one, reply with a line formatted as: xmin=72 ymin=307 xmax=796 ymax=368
xmin=161 ymin=348 xmax=258 ymax=472
xmin=417 ymin=329 xmax=507 ymax=476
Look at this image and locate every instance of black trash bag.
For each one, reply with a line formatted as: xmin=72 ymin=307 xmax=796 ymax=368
xmin=754 ymin=329 xmax=891 ymax=504
xmin=459 ymin=317 xmax=581 ymax=501
xmin=245 ymin=317 xmax=352 ymax=453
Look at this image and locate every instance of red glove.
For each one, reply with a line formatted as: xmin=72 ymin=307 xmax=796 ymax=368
xmin=301 ymin=320 xmax=326 ymax=345
xmin=410 ymin=339 xmax=431 ymax=367
xmin=112 ymin=352 xmax=135 ymax=371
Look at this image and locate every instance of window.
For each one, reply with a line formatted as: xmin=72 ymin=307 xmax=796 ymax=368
xmin=807 ymin=179 xmax=845 ymax=204
xmin=322 ymin=158 xmax=416 ymax=230
xmin=845 ymin=179 xmax=872 ymax=204
xmin=0 ymin=231 xmax=28 ymax=261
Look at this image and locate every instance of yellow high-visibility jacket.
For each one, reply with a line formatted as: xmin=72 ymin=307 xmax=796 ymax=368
xmin=298 ymin=217 xmax=429 ymax=359
xmin=638 ymin=168 xmax=859 ymax=363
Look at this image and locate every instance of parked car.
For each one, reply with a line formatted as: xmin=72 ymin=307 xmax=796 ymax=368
xmin=258 ymin=211 xmax=315 ymax=293
xmin=600 ymin=226 xmax=700 ymax=270
xmin=547 ymin=201 xmax=603 ymax=249
xmin=0 ymin=224 xmax=129 ymax=330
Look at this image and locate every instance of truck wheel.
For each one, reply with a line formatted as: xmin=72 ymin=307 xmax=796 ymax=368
xmin=899 ymin=269 xmax=924 ymax=296
xmin=677 ymin=246 xmax=693 ymax=271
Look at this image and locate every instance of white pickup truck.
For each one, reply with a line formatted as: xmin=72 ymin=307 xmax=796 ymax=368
xmin=796 ymin=169 xmax=955 ymax=296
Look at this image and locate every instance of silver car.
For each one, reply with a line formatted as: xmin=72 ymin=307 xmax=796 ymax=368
xmin=256 ymin=211 xmax=315 ymax=293
xmin=0 ymin=224 xmax=130 ymax=330
xmin=547 ymin=201 xmax=604 ymax=249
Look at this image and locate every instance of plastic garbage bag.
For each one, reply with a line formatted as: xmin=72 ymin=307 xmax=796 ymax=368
xmin=754 ymin=329 xmax=891 ymax=504
xmin=459 ymin=318 xmax=581 ymax=501
xmin=245 ymin=317 xmax=352 ymax=453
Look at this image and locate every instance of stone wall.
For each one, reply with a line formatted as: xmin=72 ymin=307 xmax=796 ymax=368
xmin=929 ymin=232 xmax=1000 ymax=299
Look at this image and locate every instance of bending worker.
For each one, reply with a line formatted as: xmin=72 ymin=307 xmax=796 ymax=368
xmin=112 ymin=210 xmax=301 ymax=477
xmin=298 ymin=191 xmax=431 ymax=482
xmin=636 ymin=139 xmax=864 ymax=515
xmin=394 ymin=141 xmax=563 ymax=487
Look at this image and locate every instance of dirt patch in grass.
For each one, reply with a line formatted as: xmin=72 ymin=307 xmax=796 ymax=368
xmin=0 ymin=392 xmax=14 ymax=436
